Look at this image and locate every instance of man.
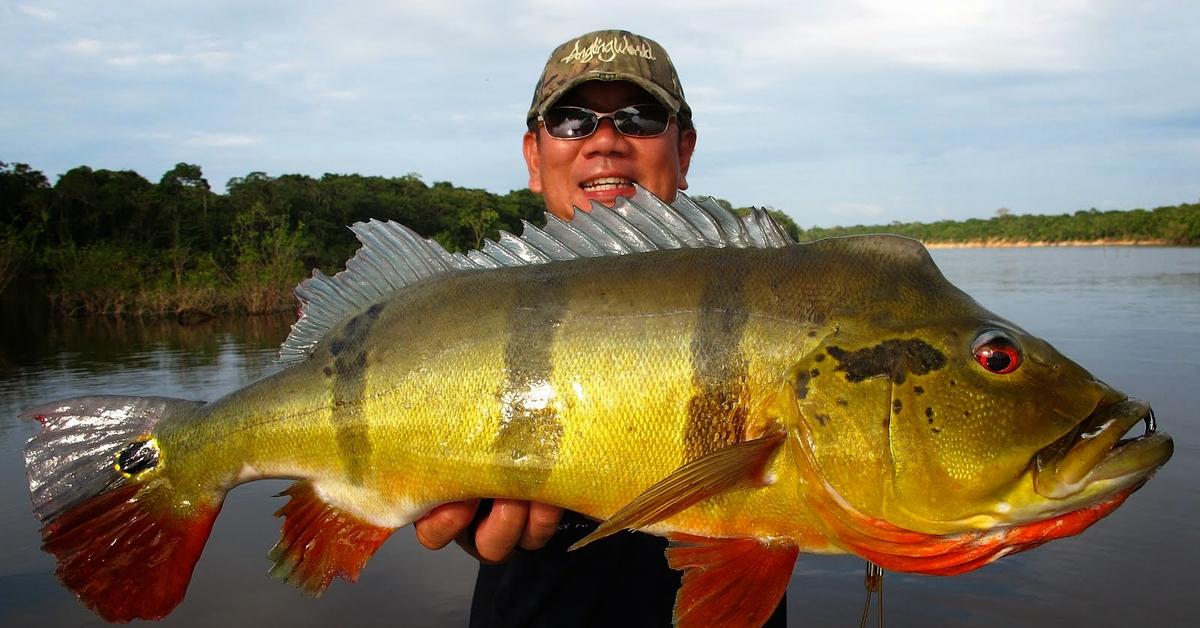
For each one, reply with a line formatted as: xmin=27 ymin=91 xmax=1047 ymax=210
xmin=413 ymin=30 xmax=784 ymax=626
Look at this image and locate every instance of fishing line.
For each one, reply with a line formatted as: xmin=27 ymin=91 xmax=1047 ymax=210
xmin=858 ymin=561 xmax=885 ymax=628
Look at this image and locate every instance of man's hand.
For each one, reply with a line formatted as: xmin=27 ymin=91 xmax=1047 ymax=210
xmin=414 ymin=499 xmax=564 ymax=563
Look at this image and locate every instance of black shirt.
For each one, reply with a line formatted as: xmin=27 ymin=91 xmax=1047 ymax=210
xmin=469 ymin=510 xmax=788 ymax=627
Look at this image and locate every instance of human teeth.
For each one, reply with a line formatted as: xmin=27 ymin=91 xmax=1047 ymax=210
xmin=581 ymin=177 xmax=633 ymax=191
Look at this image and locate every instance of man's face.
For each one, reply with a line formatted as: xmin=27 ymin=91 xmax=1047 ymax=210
xmin=523 ymin=81 xmax=697 ymax=221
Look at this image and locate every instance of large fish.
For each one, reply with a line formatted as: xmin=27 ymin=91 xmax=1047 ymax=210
xmin=23 ymin=187 xmax=1172 ymax=626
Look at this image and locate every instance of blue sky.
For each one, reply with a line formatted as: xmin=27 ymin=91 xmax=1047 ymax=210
xmin=2 ymin=0 xmax=1197 ymax=227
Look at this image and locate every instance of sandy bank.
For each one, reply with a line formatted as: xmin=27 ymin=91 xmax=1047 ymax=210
xmin=921 ymin=238 xmax=1172 ymax=249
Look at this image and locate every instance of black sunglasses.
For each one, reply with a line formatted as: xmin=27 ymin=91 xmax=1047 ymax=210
xmin=538 ymin=103 xmax=673 ymax=140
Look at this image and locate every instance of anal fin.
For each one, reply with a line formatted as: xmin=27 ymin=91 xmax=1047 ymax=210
xmin=570 ymin=428 xmax=784 ymax=551
xmin=667 ymin=533 xmax=797 ymax=628
xmin=268 ymin=481 xmax=395 ymax=595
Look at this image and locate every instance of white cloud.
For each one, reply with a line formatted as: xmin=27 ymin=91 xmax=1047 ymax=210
xmin=184 ymin=133 xmax=260 ymax=148
xmin=321 ymin=90 xmax=361 ymax=102
xmin=54 ymin=37 xmax=235 ymax=71
xmin=60 ymin=38 xmax=128 ymax=56
xmin=2 ymin=1 xmax=1196 ymax=223
xmin=17 ymin=3 xmax=57 ymax=21
xmin=666 ymin=0 xmax=1097 ymax=74
xmin=107 ymin=52 xmax=179 ymax=67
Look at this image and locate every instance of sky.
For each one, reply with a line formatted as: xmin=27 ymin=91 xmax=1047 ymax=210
xmin=2 ymin=0 xmax=1198 ymax=228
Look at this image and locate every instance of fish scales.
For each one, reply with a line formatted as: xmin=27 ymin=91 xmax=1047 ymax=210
xmin=159 ymin=247 xmax=830 ymax=534
xmin=21 ymin=188 xmax=1172 ymax=625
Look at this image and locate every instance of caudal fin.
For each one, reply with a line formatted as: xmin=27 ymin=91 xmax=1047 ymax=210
xmin=23 ymin=396 xmax=223 ymax=622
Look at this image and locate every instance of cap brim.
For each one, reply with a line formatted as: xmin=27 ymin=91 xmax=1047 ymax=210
xmin=529 ymin=72 xmax=684 ymax=124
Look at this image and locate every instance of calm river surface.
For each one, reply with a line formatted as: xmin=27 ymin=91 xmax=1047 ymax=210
xmin=0 ymin=246 xmax=1196 ymax=627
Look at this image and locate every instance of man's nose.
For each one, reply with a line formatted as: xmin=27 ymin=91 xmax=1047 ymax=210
xmin=582 ymin=118 xmax=631 ymax=156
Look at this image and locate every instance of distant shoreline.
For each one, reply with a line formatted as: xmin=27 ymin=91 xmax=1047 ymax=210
xmin=922 ymin=238 xmax=1174 ymax=249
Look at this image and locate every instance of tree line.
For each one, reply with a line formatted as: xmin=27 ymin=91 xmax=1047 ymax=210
xmin=1 ymin=160 xmax=1195 ymax=317
xmin=1 ymin=161 xmax=545 ymax=316
xmin=790 ymin=204 xmax=1199 ymax=246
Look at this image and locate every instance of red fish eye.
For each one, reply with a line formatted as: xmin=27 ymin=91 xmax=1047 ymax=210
xmin=972 ymin=332 xmax=1022 ymax=374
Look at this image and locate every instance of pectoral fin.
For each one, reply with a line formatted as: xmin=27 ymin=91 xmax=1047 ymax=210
xmin=667 ymin=533 xmax=798 ymax=628
xmin=569 ymin=428 xmax=785 ymax=551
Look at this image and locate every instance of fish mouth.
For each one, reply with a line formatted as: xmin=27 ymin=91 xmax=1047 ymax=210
xmin=793 ymin=397 xmax=1172 ymax=576
xmin=1033 ymin=398 xmax=1173 ymax=500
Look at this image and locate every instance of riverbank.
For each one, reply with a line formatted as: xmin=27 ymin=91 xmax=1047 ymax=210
xmin=922 ymin=238 xmax=1174 ymax=249
xmin=25 ymin=236 xmax=1189 ymax=320
xmin=793 ymin=202 xmax=1199 ymax=247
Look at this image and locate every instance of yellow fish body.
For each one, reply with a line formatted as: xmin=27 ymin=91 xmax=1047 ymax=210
xmin=23 ymin=188 xmax=1173 ymax=625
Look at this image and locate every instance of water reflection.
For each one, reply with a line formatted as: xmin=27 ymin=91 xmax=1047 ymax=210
xmin=1 ymin=248 xmax=1197 ymax=627
xmin=0 ymin=314 xmax=293 ymax=437
xmin=0 ymin=313 xmax=289 ymax=368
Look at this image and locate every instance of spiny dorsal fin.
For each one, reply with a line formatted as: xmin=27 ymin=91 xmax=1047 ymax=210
xmin=279 ymin=185 xmax=795 ymax=363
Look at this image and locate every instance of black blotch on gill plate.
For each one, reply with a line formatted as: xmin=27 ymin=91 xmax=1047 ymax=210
xmin=827 ymin=339 xmax=946 ymax=384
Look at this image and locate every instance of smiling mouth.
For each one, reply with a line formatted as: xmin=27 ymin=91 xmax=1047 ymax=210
xmin=581 ymin=177 xmax=635 ymax=192
xmin=1033 ymin=398 xmax=1173 ymax=500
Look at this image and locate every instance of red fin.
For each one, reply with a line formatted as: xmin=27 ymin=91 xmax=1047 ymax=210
xmin=570 ymin=428 xmax=785 ymax=551
xmin=268 ymin=481 xmax=395 ymax=595
xmin=666 ymin=533 xmax=797 ymax=628
xmin=41 ymin=482 xmax=222 ymax=622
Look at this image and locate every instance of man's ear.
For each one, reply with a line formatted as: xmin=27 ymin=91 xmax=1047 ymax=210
xmin=676 ymin=127 xmax=697 ymax=191
xmin=522 ymin=131 xmax=543 ymax=193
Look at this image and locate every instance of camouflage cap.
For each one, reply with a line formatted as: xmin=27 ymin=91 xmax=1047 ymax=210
xmin=527 ymin=30 xmax=690 ymax=128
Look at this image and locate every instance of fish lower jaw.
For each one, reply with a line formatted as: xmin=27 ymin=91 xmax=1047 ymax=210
xmin=1034 ymin=433 xmax=1173 ymax=501
xmin=1032 ymin=464 xmax=1146 ymax=503
xmin=1033 ymin=399 xmax=1172 ymax=500
xmin=979 ymin=463 xmax=1160 ymax=529
xmin=879 ymin=474 xmax=1142 ymax=535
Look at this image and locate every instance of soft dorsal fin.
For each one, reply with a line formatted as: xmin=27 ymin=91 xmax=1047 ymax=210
xmin=279 ymin=185 xmax=794 ymax=363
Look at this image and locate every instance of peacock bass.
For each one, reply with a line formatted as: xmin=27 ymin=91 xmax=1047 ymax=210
xmin=23 ymin=187 xmax=1173 ymax=626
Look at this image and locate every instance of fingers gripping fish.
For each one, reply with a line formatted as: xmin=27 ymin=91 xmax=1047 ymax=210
xmin=22 ymin=186 xmax=1173 ymax=625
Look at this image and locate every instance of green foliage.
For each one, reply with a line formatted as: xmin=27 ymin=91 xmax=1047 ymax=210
xmin=44 ymin=243 xmax=148 ymax=315
xmin=224 ymin=172 xmax=544 ymax=272
xmin=792 ymin=202 xmax=1200 ymax=246
xmin=1 ymin=161 xmax=52 ymax=232
xmin=229 ymin=201 xmax=310 ymax=313
xmin=5 ymin=157 xmax=1195 ymax=317
xmin=0 ymin=223 xmax=25 ymax=296
xmin=4 ymin=161 xmax=547 ymax=316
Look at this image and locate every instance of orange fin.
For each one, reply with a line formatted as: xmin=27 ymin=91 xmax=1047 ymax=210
xmin=41 ymin=482 xmax=222 ymax=622
xmin=268 ymin=481 xmax=395 ymax=595
xmin=667 ymin=533 xmax=798 ymax=628
xmin=570 ymin=428 xmax=785 ymax=551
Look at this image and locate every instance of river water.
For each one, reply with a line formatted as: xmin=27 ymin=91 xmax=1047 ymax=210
xmin=0 ymin=246 xmax=1196 ymax=627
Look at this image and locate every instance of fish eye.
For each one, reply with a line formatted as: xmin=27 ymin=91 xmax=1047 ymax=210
xmin=972 ymin=331 xmax=1022 ymax=375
